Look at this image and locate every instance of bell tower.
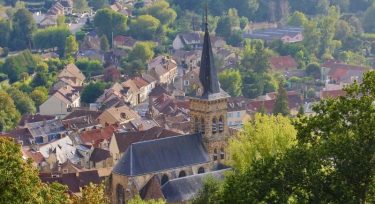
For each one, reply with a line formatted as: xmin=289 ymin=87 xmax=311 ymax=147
xmin=189 ymin=6 xmax=230 ymax=163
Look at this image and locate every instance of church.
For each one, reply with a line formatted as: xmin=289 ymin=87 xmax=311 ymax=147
xmin=111 ymin=16 xmax=233 ymax=204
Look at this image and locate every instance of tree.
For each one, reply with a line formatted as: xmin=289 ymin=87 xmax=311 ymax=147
xmin=127 ymin=195 xmax=165 ymax=204
xmin=193 ymin=176 xmax=224 ymax=204
xmin=80 ymin=82 xmax=106 ymax=104
xmin=293 ymin=71 xmax=375 ymax=202
xmin=0 ymin=19 xmax=11 ymax=48
xmin=74 ymin=0 xmax=88 ymax=12
xmin=32 ymin=26 xmax=72 ymax=57
xmin=31 ymin=72 xmax=49 ymax=87
xmin=305 ymin=63 xmax=321 ymax=79
xmin=145 ymin=0 xmax=177 ymax=25
xmin=100 ymin=35 xmax=109 ymax=52
xmin=72 ymin=183 xmax=108 ymax=204
xmin=129 ymin=15 xmax=161 ymax=40
xmin=241 ymin=40 xmax=271 ymax=74
xmin=1 ymin=50 xmax=38 ymax=83
xmin=29 ymin=87 xmax=48 ymax=108
xmin=0 ymin=92 xmax=20 ymax=131
xmin=0 ymin=137 xmax=71 ymax=203
xmin=219 ymin=69 xmax=242 ymax=97
xmin=273 ymin=84 xmax=289 ymax=116
xmin=121 ymin=59 xmax=146 ymax=77
xmin=302 ymin=20 xmax=321 ymax=57
xmin=297 ymin=105 xmax=305 ymax=117
xmin=76 ymin=58 xmax=104 ymax=77
xmin=287 ymin=11 xmax=307 ymax=26
xmin=363 ymin=6 xmax=375 ymax=32
xmin=10 ymin=8 xmax=36 ymax=50
xmin=7 ymin=87 xmax=36 ymax=114
xmin=128 ymin=42 xmax=155 ymax=63
xmin=65 ymin=35 xmax=78 ymax=58
xmin=94 ymin=9 xmax=127 ymax=44
xmin=229 ymin=114 xmax=297 ymax=171
xmin=90 ymin=0 xmax=108 ymax=10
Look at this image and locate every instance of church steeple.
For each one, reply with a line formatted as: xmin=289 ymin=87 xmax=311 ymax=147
xmin=199 ymin=5 xmax=221 ymax=97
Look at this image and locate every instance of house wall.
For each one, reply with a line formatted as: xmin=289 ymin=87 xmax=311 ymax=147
xmin=227 ymin=110 xmax=248 ymax=127
xmin=40 ymin=95 xmax=69 ymax=116
xmin=172 ymin=35 xmax=185 ymax=50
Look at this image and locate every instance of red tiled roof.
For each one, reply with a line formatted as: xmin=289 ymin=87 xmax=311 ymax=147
xmin=80 ymin=126 xmax=115 ymax=147
xmin=24 ymin=150 xmax=45 ymax=163
xmin=269 ymin=55 xmax=298 ymax=71
xmin=133 ymin=77 xmax=149 ymax=89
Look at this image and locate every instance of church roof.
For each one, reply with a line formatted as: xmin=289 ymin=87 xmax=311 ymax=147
xmin=112 ymin=134 xmax=210 ymax=176
xmin=161 ymin=169 xmax=229 ymax=203
xmin=198 ymin=16 xmax=229 ymax=100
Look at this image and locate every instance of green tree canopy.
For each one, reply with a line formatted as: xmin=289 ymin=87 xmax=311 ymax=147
xmin=145 ymin=0 xmax=177 ymax=25
xmin=29 ymin=87 xmax=48 ymax=108
xmin=0 ymin=92 xmax=20 ymax=131
xmin=80 ymin=82 xmax=106 ymax=104
xmin=218 ymin=69 xmax=242 ymax=97
xmin=100 ymin=35 xmax=109 ymax=52
xmin=65 ymin=35 xmax=78 ymax=58
xmin=94 ymin=8 xmax=127 ymax=45
xmin=229 ymin=114 xmax=297 ymax=171
xmin=32 ymin=26 xmax=72 ymax=57
xmin=72 ymin=183 xmax=108 ymax=204
xmin=7 ymin=87 xmax=36 ymax=114
xmin=273 ymin=84 xmax=289 ymax=116
xmin=129 ymin=15 xmax=161 ymax=40
xmin=363 ymin=5 xmax=375 ymax=33
xmin=10 ymin=8 xmax=36 ymax=50
xmin=0 ymin=137 xmax=71 ymax=203
xmin=128 ymin=42 xmax=155 ymax=63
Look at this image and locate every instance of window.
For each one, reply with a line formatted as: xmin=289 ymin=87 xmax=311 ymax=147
xmin=237 ymin=112 xmax=240 ymax=118
xmin=220 ymin=148 xmax=225 ymax=160
xmin=228 ymin=113 xmax=233 ymax=118
xmin=116 ymin=184 xmax=125 ymax=204
xmin=178 ymin=171 xmax=187 ymax=178
xmin=213 ymin=149 xmax=218 ymax=161
xmin=212 ymin=118 xmax=217 ymax=134
xmin=200 ymin=117 xmax=205 ymax=135
xmin=184 ymin=80 xmax=189 ymax=86
xmin=161 ymin=174 xmax=169 ymax=185
xmin=219 ymin=116 xmax=224 ymax=133
xmin=198 ymin=167 xmax=205 ymax=174
xmin=62 ymin=169 xmax=68 ymax=173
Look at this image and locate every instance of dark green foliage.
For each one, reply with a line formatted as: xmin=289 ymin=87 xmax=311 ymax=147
xmin=7 ymin=87 xmax=36 ymax=114
xmin=94 ymin=8 xmax=127 ymax=45
xmin=80 ymin=82 xmax=106 ymax=104
xmin=128 ymin=15 xmax=161 ymax=41
xmin=90 ymin=0 xmax=108 ymax=10
xmin=31 ymin=72 xmax=49 ymax=87
xmin=100 ymin=35 xmax=109 ymax=52
xmin=0 ymin=92 xmax=20 ymax=131
xmin=219 ymin=69 xmax=242 ymax=97
xmin=32 ymin=26 xmax=72 ymax=57
xmin=1 ymin=51 xmax=39 ymax=83
xmin=273 ymin=84 xmax=289 ymax=116
xmin=305 ymin=63 xmax=321 ymax=79
xmin=10 ymin=9 xmax=36 ymax=50
xmin=75 ymin=59 xmax=104 ymax=77
xmin=121 ymin=59 xmax=146 ymax=77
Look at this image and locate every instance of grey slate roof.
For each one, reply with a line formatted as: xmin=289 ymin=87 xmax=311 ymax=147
xmin=161 ymin=169 xmax=229 ymax=203
xmin=112 ymin=134 xmax=210 ymax=176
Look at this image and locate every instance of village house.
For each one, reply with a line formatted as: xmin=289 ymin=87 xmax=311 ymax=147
xmin=97 ymin=105 xmax=141 ymax=127
xmin=40 ymin=85 xmax=81 ymax=116
xmin=60 ymin=0 xmax=73 ymax=15
xmin=80 ymin=31 xmax=101 ymax=51
xmin=172 ymin=32 xmax=202 ymax=50
xmin=179 ymin=67 xmax=201 ymax=95
xmin=172 ymin=50 xmax=201 ymax=70
xmin=227 ymin=97 xmax=250 ymax=128
xmin=247 ymin=91 xmax=303 ymax=115
xmin=243 ymin=27 xmax=303 ymax=43
xmin=58 ymin=64 xmax=86 ymax=86
xmin=269 ymin=55 xmax=298 ymax=72
xmin=321 ymin=60 xmax=367 ymax=85
xmin=26 ymin=118 xmax=66 ymax=144
xmin=147 ymin=56 xmax=178 ymax=85
xmin=113 ymin=35 xmax=137 ymax=50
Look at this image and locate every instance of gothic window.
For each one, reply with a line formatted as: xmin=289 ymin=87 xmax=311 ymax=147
xmin=219 ymin=116 xmax=224 ymax=133
xmin=161 ymin=174 xmax=169 ymax=185
xmin=213 ymin=148 xmax=218 ymax=161
xmin=200 ymin=117 xmax=205 ymax=135
xmin=220 ymin=148 xmax=225 ymax=160
xmin=116 ymin=184 xmax=125 ymax=204
xmin=198 ymin=167 xmax=205 ymax=174
xmin=212 ymin=117 xmax=217 ymax=134
xmin=178 ymin=171 xmax=187 ymax=178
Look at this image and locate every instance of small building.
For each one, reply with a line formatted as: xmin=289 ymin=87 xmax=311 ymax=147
xmin=173 ymin=32 xmax=202 ymax=50
xmin=58 ymin=64 xmax=86 ymax=86
xmin=243 ymin=27 xmax=303 ymax=43
xmin=97 ymin=105 xmax=140 ymax=127
xmin=269 ymin=55 xmax=298 ymax=71
xmin=113 ymin=35 xmax=137 ymax=50
xmin=147 ymin=56 xmax=178 ymax=85
xmin=40 ymin=85 xmax=81 ymax=117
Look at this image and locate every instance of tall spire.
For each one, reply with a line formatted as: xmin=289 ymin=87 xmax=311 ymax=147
xmin=199 ymin=3 xmax=221 ymax=97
